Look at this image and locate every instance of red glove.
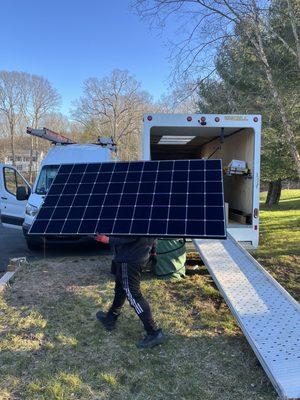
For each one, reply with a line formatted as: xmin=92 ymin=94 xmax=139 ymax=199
xmin=94 ymin=234 xmax=109 ymax=244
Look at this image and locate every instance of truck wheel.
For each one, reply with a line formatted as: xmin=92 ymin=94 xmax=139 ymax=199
xmin=26 ymin=238 xmax=42 ymax=251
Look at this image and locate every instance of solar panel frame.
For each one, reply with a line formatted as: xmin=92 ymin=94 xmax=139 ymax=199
xmin=29 ymin=159 xmax=226 ymax=239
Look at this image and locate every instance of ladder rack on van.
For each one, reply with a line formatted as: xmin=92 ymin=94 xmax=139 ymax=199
xmin=26 ymin=127 xmax=76 ymax=145
xmin=194 ymin=235 xmax=300 ymax=400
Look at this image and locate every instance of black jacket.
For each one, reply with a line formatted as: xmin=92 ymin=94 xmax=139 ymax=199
xmin=110 ymin=236 xmax=157 ymax=264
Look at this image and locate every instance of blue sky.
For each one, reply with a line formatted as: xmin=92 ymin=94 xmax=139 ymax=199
xmin=0 ymin=0 xmax=172 ymax=115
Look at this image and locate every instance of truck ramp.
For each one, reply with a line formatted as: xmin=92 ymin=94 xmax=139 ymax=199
xmin=194 ymin=235 xmax=300 ymax=400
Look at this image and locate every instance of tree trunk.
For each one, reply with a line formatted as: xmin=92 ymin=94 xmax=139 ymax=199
xmin=9 ymin=122 xmax=15 ymax=165
xmin=266 ymin=180 xmax=282 ymax=206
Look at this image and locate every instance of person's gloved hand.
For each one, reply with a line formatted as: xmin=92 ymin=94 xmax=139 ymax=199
xmin=94 ymin=233 xmax=109 ymax=244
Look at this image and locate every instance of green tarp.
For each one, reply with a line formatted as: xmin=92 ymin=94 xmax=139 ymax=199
xmin=155 ymin=239 xmax=186 ymax=280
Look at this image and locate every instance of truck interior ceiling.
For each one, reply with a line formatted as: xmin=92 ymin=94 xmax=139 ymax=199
xmin=150 ymin=126 xmax=255 ymax=228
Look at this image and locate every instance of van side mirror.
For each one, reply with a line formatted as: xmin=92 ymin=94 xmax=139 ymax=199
xmin=16 ymin=186 xmax=30 ymax=201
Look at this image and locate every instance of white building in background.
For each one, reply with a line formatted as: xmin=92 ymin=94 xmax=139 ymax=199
xmin=4 ymin=150 xmax=44 ymax=173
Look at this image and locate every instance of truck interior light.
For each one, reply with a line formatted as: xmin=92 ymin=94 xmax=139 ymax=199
xmin=158 ymin=135 xmax=195 ymax=145
xmin=147 ymin=115 xmax=153 ymax=121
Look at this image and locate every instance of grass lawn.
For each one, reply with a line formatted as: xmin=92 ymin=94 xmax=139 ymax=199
xmin=0 ymin=190 xmax=299 ymax=400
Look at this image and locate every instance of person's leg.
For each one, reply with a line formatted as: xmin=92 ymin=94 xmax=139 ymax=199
xmin=120 ymin=262 xmax=158 ymax=335
xmin=96 ymin=263 xmax=126 ymax=330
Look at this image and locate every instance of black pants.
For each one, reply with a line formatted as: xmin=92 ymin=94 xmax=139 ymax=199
xmin=109 ymin=262 xmax=158 ymax=335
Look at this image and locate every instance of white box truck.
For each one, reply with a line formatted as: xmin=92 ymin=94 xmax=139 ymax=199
xmin=0 ymin=129 xmax=114 ymax=249
xmin=142 ymin=113 xmax=261 ymax=248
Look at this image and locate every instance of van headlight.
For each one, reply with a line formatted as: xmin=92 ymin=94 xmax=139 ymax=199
xmin=25 ymin=203 xmax=39 ymax=217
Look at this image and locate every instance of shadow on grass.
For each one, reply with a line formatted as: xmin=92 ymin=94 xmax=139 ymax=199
xmin=0 ymin=258 xmax=278 ymax=400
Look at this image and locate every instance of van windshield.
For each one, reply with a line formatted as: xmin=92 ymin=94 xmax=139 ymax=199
xmin=35 ymin=165 xmax=59 ymax=195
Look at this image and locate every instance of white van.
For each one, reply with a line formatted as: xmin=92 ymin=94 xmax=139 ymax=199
xmin=142 ymin=113 xmax=261 ymax=248
xmin=0 ymin=143 xmax=112 ymax=249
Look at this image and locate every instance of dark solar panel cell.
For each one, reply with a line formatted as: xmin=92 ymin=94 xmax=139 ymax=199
xmin=78 ymin=220 xmax=98 ymax=234
xmin=173 ymin=170 xmax=188 ymax=181
xmin=136 ymin=193 xmax=153 ymax=206
xmin=117 ymin=206 xmax=134 ymax=219
xmin=115 ymin=162 xmax=129 ymax=172
xmin=127 ymin=172 xmax=141 ymax=182
xmin=86 ymin=163 xmax=101 ymax=173
xmin=134 ymin=207 xmax=151 ymax=219
xmin=172 ymin=182 xmax=188 ymax=193
xmin=158 ymin=161 xmax=173 ymax=170
xmin=144 ymin=161 xmax=158 ymax=171
xmin=63 ymin=184 xmax=78 ymax=195
xmin=151 ymin=207 xmax=169 ymax=219
xmin=68 ymin=173 xmax=82 ymax=184
xmin=206 ymin=206 xmax=224 ymax=220
xmin=46 ymin=220 xmax=64 ymax=234
xmin=169 ymin=207 xmax=186 ymax=220
xmin=104 ymin=195 xmax=120 ymax=206
xmin=69 ymin=207 xmax=85 ymax=219
xmin=84 ymin=207 xmax=101 ymax=219
xmin=113 ymin=219 xmax=132 ymax=233
xmin=44 ymin=195 xmax=60 ymax=207
xmin=82 ymin=173 xmax=98 ymax=183
xmin=52 ymin=207 xmax=69 ymax=220
xmin=100 ymin=207 xmax=118 ymax=219
xmin=187 ymin=207 xmax=205 ymax=220
xmin=108 ymin=183 xmax=124 ymax=193
xmin=128 ymin=162 xmax=143 ymax=172
xmin=186 ymin=221 xmax=205 ymax=236
xmin=60 ymin=164 xmax=73 ymax=173
xmin=206 ymin=181 xmax=222 ymax=193
xmin=62 ymin=220 xmax=81 ymax=234
xmin=148 ymin=220 xmax=167 ymax=234
xmin=54 ymin=174 xmax=69 ymax=184
xmin=78 ymin=184 xmax=94 ymax=195
xmin=174 ymin=160 xmax=189 ymax=170
xmin=189 ymin=182 xmax=204 ymax=193
xmin=73 ymin=195 xmax=90 ymax=206
xmin=38 ymin=207 xmax=54 ymax=219
xmin=93 ymin=183 xmax=109 ymax=194
xmin=206 ymin=193 xmax=223 ymax=206
xmin=167 ymin=220 xmax=186 ymax=235
xmin=30 ymin=220 xmax=49 ymax=233
xmin=189 ymin=170 xmax=205 ymax=181
xmin=111 ymin=172 xmax=126 ymax=182
xmin=58 ymin=195 xmax=74 ymax=207
xmin=153 ymin=193 xmax=169 ymax=205
xmin=30 ymin=159 xmax=226 ymax=238
xmin=72 ymin=164 xmax=87 ymax=173
xmin=155 ymin=181 xmax=171 ymax=193
xmin=139 ymin=181 xmax=155 ymax=193
xmin=88 ymin=194 xmax=105 ymax=206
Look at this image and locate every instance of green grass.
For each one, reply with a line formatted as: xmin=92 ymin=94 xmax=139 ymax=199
xmin=0 ymin=189 xmax=299 ymax=400
xmin=255 ymin=189 xmax=300 ymax=299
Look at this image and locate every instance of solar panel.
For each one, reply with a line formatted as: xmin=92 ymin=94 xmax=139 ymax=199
xmin=29 ymin=160 xmax=226 ymax=238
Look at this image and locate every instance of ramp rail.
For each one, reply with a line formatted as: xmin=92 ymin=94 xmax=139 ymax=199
xmin=194 ymin=234 xmax=300 ymax=400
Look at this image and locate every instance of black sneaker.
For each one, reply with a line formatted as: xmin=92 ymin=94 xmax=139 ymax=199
xmin=96 ymin=311 xmax=118 ymax=331
xmin=137 ymin=329 xmax=166 ymax=349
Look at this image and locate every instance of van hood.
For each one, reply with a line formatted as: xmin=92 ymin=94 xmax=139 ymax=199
xmin=28 ymin=193 xmax=44 ymax=208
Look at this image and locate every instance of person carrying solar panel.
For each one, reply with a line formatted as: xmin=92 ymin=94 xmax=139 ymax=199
xmin=94 ymin=234 xmax=166 ymax=349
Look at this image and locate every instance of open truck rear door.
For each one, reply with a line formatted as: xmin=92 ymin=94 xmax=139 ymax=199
xmin=0 ymin=164 xmax=31 ymax=229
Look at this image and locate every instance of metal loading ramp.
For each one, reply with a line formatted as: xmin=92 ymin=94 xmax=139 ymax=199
xmin=193 ymin=235 xmax=300 ymax=400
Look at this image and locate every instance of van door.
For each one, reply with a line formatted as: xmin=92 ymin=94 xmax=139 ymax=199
xmin=0 ymin=164 xmax=31 ymax=229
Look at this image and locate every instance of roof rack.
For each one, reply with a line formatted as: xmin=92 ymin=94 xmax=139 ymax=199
xmin=26 ymin=127 xmax=76 ymax=145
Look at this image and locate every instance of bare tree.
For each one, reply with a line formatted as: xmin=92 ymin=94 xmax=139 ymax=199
xmin=26 ymin=75 xmax=60 ymax=180
xmin=0 ymin=71 xmax=29 ymax=164
xmin=133 ymin=0 xmax=300 ymax=177
xmin=72 ymin=69 xmax=151 ymax=160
